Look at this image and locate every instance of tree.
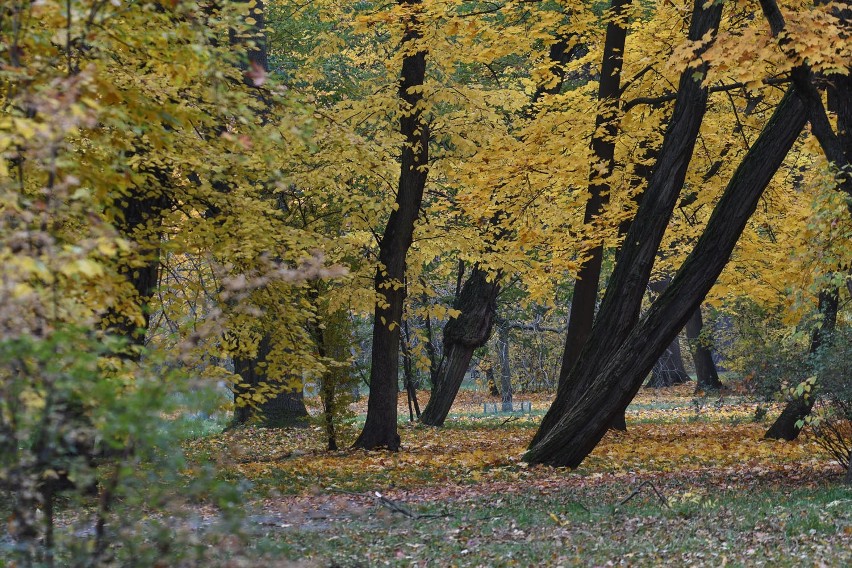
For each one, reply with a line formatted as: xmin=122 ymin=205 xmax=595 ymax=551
xmin=525 ymin=83 xmax=809 ymax=466
xmin=529 ymin=0 xmax=726 ymax=451
xmin=686 ymin=306 xmax=724 ymax=392
xmin=354 ymin=0 xmax=429 ymax=450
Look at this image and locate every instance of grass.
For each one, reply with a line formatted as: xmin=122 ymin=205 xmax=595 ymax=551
xmin=169 ymin=384 xmax=852 ymax=565
xmin=229 ymin=483 xmax=852 ymax=566
xmin=8 ymin=384 xmax=847 ymax=566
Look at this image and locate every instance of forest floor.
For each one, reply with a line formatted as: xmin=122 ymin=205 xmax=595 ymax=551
xmin=179 ymin=384 xmax=852 ymax=566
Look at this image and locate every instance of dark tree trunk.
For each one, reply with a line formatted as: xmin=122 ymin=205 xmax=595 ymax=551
xmin=232 ymin=334 xmax=309 ymax=428
xmin=548 ymin=0 xmax=631 ymax=432
xmin=497 ymin=323 xmax=513 ymax=411
xmin=422 ymin=300 xmax=440 ymax=393
xmin=486 ymin=365 xmax=499 ymax=396
xmin=557 ymin=0 xmax=630 ymax=387
xmin=648 ymin=334 xmax=691 ymax=387
xmin=556 ymin=0 xmax=628 ymax=385
xmin=105 ymin=184 xmax=169 ymax=352
xmin=645 ymin=278 xmax=691 ymax=388
xmin=765 ymin=288 xmax=838 ymax=440
xmin=354 ymin=3 xmax=428 ymax=450
xmin=525 ymin=86 xmax=808 ymax=466
xmin=530 ymin=0 xmax=724 ymax=448
xmin=686 ymin=307 xmax=723 ymax=391
xmin=420 ymin=267 xmax=500 ymax=425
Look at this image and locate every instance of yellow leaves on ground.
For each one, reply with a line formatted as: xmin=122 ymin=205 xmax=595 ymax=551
xmin=188 ymin=386 xmax=838 ymax=496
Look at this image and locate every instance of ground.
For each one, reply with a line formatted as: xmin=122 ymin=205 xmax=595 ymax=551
xmin=178 ymin=385 xmax=851 ymax=566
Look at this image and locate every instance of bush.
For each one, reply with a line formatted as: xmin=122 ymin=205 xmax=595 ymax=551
xmin=0 ymin=327 xmax=246 ymax=566
xmin=806 ymin=326 xmax=852 ymax=475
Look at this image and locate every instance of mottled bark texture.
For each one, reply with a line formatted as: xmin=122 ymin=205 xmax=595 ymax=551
xmin=420 ymin=267 xmax=500 ymax=425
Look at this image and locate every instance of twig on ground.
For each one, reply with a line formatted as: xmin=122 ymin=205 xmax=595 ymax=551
xmin=326 ymin=488 xmax=452 ymax=519
xmin=617 ymin=480 xmax=671 ymax=509
xmin=500 ymin=416 xmax=520 ymax=426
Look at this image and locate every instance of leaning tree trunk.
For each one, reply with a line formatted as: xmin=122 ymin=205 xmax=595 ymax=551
xmin=685 ymin=306 xmax=723 ymax=391
xmin=554 ymin=0 xmax=631 ymax=429
xmin=530 ymin=0 xmax=724 ymax=448
xmin=420 ymin=267 xmax=500 ymax=425
xmin=418 ymin=25 xmax=582 ymax=426
xmin=765 ymin=288 xmax=838 ymax=440
xmin=525 ymin=86 xmax=808 ymax=467
xmin=760 ymin=0 xmax=850 ymax=439
xmin=354 ymin=2 xmax=428 ymax=450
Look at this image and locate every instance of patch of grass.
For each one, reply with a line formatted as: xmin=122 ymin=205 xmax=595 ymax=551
xmin=231 ymin=482 xmax=852 ymax=566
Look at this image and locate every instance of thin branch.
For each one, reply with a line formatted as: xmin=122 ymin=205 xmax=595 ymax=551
xmin=617 ymin=480 xmax=671 ymax=509
xmin=623 ymin=77 xmax=790 ymax=111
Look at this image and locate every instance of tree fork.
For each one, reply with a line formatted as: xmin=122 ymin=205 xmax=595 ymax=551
xmin=531 ymin=0 xmax=724 ymax=447
xmin=525 ymin=87 xmax=808 ymax=467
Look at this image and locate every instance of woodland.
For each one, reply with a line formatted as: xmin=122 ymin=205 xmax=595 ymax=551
xmin=1 ymin=0 xmax=851 ymax=565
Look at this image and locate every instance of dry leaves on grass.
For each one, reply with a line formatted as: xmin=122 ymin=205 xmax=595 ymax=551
xmin=187 ymin=387 xmax=841 ymax=499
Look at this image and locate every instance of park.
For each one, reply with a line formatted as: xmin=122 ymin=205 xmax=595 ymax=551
xmin=1 ymin=0 xmax=850 ymax=564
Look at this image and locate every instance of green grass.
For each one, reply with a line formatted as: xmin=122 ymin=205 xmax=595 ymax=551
xmin=234 ymin=483 xmax=852 ymax=566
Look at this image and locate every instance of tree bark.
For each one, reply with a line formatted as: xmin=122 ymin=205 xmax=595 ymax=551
xmin=530 ymin=0 xmax=724 ymax=448
xmin=354 ymin=1 xmax=428 ymax=450
xmin=648 ymin=334 xmax=691 ymax=387
xmin=525 ymin=86 xmax=808 ymax=467
xmin=232 ymin=334 xmax=309 ymax=428
xmin=645 ymin=278 xmax=692 ymax=388
xmin=759 ymin=0 xmax=850 ymax=439
xmin=686 ymin=307 xmax=723 ymax=391
xmin=105 ymin=191 xmax=169 ymax=351
xmin=401 ymin=317 xmax=421 ymax=421
xmin=556 ymin=0 xmax=630 ymax=389
xmin=420 ymin=267 xmax=500 ymax=425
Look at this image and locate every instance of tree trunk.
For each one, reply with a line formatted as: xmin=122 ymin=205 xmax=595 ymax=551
xmin=525 ymin=86 xmax=808 ymax=466
xmin=232 ymin=334 xmax=309 ymax=428
xmin=765 ymin=288 xmax=838 ymax=440
xmin=686 ymin=307 xmax=723 ymax=391
xmin=530 ymin=0 xmax=724 ymax=448
xmin=401 ymin=317 xmax=421 ymax=422
xmin=645 ymin=278 xmax=691 ymax=388
xmin=354 ymin=2 xmax=428 ymax=450
xmin=105 ymin=181 xmax=169 ymax=353
xmin=556 ymin=0 xmax=629 ymax=385
xmin=422 ymin=300 xmax=440 ymax=393
xmin=497 ymin=323 xmax=513 ymax=411
xmin=420 ymin=267 xmax=500 ymax=425
xmin=648 ymin=334 xmax=691 ymax=387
